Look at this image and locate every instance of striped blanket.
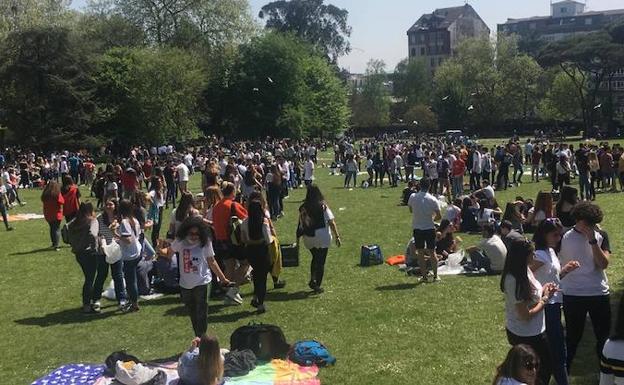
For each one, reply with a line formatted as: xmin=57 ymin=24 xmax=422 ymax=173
xmin=32 ymin=360 xmax=320 ymax=385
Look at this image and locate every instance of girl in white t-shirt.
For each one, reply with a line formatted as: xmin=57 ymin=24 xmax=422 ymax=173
xmin=492 ymin=344 xmax=540 ymax=385
xmin=530 ymin=219 xmax=580 ymax=385
xmin=501 ymin=240 xmax=556 ymax=385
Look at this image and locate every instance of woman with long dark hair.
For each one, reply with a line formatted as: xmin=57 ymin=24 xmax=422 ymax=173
xmin=160 ymin=217 xmax=230 ymax=337
xmin=531 ymin=219 xmax=580 ymax=385
xmin=67 ymin=202 xmax=108 ymax=313
xmin=169 ymin=192 xmax=200 ymax=239
xmin=297 ymin=185 xmax=341 ymax=294
xmin=178 ymin=334 xmax=224 ymax=385
xmin=555 ymin=186 xmax=578 ymax=230
xmin=241 ymin=199 xmax=272 ymax=314
xmin=525 ymin=192 xmax=553 ymax=231
xmin=41 ymin=180 xmax=64 ymax=250
xmin=492 ymin=344 xmax=540 ymax=385
xmin=118 ymin=199 xmax=142 ymax=312
xmin=149 ymin=176 xmax=165 ymax=246
xmin=97 ymin=198 xmax=127 ymax=309
xmin=266 ymin=165 xmax=282 ymax=220
xmin=61 ymin=175 xmax=81 ymax=222
xmin=500 ymin=239 xmax=555 ymax=385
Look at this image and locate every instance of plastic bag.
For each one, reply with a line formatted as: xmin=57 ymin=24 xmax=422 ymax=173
xmin=103 ymin=240 xmax=122 ymax=264
xmin=447 ymin=249 xmax=464 ymax=268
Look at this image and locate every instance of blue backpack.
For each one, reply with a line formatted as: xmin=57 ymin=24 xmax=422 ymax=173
xmin=289 ymin=340 xmax=336 ymax=367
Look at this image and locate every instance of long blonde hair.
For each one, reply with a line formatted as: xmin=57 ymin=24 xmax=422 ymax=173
xmin=204 ymin=186 xmax=223 ymax=209
xmin=198 ymin=335 xmax=223 ymax=385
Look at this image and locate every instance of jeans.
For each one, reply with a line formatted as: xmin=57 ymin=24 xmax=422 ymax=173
xmin=151 ymin=206 xmax=163 ymax=246
xmin=513 ymin=165 xmax=523 ymax=184
xmin=122 ymin=258 xmax=141 ymax=303
xmin=344 ymin=171 xmax=356 ymax=187
xmin=452 ymin=176 xmax=463 ymax=197
xmin=309 ymin=248 xmax=329 ymax=288
xmin=247 ymin=244 xmax=270 ymax=305
xmin=545 ymin=304 xmax=569 ymax=385
xmin=0 ymin=199 xmax=9 ymax=229
xmin=563 ymin=294 xmax=611 ymax=371
xmin=267 ymin=184 xmax=281 ymax=218
xmin=506 ymin=330 xmax=552 ymax=385
xmin=180 ymin=284 xmax=209 ymax=337
xmin=166 ymin=183 xmax=177 ymax=208
xmin=48 ymin=220 xmax=61 ymax=247
xmin=110 ymin=260 xmax=127 ymax=303
xmin=75 ymin=253 xmax=109 ymax=306
xmin=578 ymin=174 xmax=591 ymax=200
xmin=470 ymin=172 xmax=481 ymax=191
xmin=137 ymin=259 xmax=154 ymax=295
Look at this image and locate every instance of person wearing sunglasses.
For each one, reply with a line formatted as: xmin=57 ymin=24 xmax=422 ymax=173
xmin=559 ymin=201 xmax=611 ymax=372
xmin=530 ymin=219 xmax=580 ymax=385
xmin=493 ymin=344 xmax=540 ymax=385
xmin=159 ymin=216 xmax=231 ymax=337
xmin=501 ymin=239 xmax=556 ymax=385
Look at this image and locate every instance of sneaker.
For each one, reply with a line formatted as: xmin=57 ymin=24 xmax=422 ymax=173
xmin=250 ymin=298 xmax=259 ymax=308
xmin=118 ymin=300 xmax=128 ymax=311
xmin=224 ymin=297 xmax=241 ymax=306
xmin=257 ymin=304 xmax=266 ymax=314
xmin=313 ymin=287 xmax=324 ymax=294
xmin=273 ymin=280 xmax=286 ymax=289
xmin=20 ymin=202 xmax=26 ymax=206
xmin=234 ymin=293 xmax=243 ymax=304
xmin=225 ymin=287 xmax=243 ymax=304
xmin=432 ymin=276 xmax=441 ymax=283
xmin=82 ymin=305 xmax=97 ymax=314
xmin=418 ymin=276 xmax=429 ymax=284
xmin=308 ymin=281 xmax=317 ymax=291
xmin=6 ymin=227 xmax=14 ymax=231
xmin=92 ymin=301 xmax=101 ymax=312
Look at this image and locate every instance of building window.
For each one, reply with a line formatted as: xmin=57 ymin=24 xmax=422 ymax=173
xmin=420 ymin=34 xmax=425 ymax=42
xmin=421 ymin=47 xmax=425 ymax=55
xmin=585 ymin=18 xmax=592 ymax=25
xmin=561 ymin=7 xmax=567 ymax=13
xmin=529 ymin=22 xmax=536 ymax=30
xmin=431 ymin=57 xmax=435 ymax=67
xmin=411 ymin=48 xmax=416 ymax=57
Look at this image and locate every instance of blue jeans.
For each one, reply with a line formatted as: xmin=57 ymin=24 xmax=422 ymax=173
xmin=578 ymin=173 xmax=591 ymax=200
xmin=122 ymin=258 xmax=140 ymax=303
xmin=452 ymin=176 xmax=463 ymax=197
xmin=546 ymin=303 xmax=569 ymax=385
xmin=110 ymin=260 xmax=127 ymax=303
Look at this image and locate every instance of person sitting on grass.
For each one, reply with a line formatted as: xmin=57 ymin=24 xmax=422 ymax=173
xmin=445 ymin=198 xmax=462 ymax=229
xmin=460 ymin=196 xmax=480 ymax=233
xmin=400 ymin=180 xmax=418 ymax=206
xmin=465 ymin=223 xmax=507 ymax=275
xmin=499 ymin=220 xmax=526 ymax=251
xmin=492 ymin=344 xmax=540 ymax=385
xmin=435 ymin=219 xmax=460 ymax=261
xmin=178 ymin=334 xmax=224 ymax=385
xmin=502 ymin=202 xmax=525 ymax=234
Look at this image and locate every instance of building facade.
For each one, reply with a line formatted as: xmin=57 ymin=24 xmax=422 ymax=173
xmin=407 ymin=4 xmax=490 ymax=75
xmin=498 ymin=0 xmax=624 ymax=116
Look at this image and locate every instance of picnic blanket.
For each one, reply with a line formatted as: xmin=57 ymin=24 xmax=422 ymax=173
xmin=34 ymin=360 xmax=320 ymax=385
xmin=8 ymin=213 xmax=45 ymax=221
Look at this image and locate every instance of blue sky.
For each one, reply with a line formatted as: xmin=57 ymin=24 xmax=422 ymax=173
xmin=70 ymin=0 xmax=624 ymax=72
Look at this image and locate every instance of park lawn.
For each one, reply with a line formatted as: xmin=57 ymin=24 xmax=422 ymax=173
xmin=0 ymin=150 xmax=622 ymax=385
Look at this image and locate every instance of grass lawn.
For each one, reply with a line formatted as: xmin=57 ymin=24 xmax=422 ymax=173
xmin=1 ymin=149 xmax=622 ymax=385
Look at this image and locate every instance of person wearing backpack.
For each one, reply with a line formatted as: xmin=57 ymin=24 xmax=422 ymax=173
xmin=297 ymin=185 xmax=341 ymax=294
xmin=117 ymin=199 xmax=143 ymax=313
xmin=160 ymin=216 xmax=231 ymax=337
xmin=241 ymin=199 xmax=273 ymax=314
xmin=67 ymin=202 xmax=108 ymax=314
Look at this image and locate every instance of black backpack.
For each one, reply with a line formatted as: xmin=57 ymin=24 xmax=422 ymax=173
xmin=230 ymin=323 xmax=290 ymax=361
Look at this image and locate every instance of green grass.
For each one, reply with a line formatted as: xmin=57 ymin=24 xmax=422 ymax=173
xmin=1 ymin=150 xmax=622 ymax=385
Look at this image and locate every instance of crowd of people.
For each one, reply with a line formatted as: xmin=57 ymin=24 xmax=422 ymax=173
xmin=1 ymin=132 xmax=623 ymax=385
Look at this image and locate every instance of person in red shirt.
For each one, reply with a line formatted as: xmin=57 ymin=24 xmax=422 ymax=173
xmin=61 ymin=175 xmax=81 ymax=222
xmin=212 ymin=182 xmax=248 ymax=305
xmin=451 ymin=156 xmax=466 ymax=198
xmin=122 ymin=167 xmax=138 ymax=199
xmin=41 ymin=180 xmax=64 ymax=250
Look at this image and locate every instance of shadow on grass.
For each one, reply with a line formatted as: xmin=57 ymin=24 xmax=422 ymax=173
xmin=9 ymin=247 xmax=59 ymax=256
xmin=14 ymin=308 xmax=118 ymax=327
xmin=267 ymin=290 xmax=311 ymax=302
xmin=375 ymin=283 xmax=418 ymax=291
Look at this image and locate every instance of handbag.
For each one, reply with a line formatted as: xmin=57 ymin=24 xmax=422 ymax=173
xmin=103 ymin=240 xmax=122 ymax=264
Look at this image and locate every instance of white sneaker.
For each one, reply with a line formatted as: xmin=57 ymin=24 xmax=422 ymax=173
xmin=224 ymin=297 xmax=241 ymax=306
xmin=226 ymin=287 xmax=243 ymax=304
xmin=118 ymin=300 xmax=128 ymax=310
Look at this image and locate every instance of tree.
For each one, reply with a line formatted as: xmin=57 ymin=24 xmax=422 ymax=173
xmin=431 ymin=61 xmax=469 ymax=129
xmin=392 ymin=58 xmax=431 ymax=105
xmin=405 ymin=104 xmax=437 ymax=132
xmin=94 ymin=47 xmax=206 ymax=144
xmin=538 ymin=69 xmax=581 ymax=121
xmin=226 ymin=32 xmax=348 ymax=138
xmin=259 ymin=0 xmax=351 ymax=62
xmin=74 ymin=12 xmax=146 ymax=54
xmin=351 ymin=59 xmax=391 ymax=128
xmin=0 ymin=27 xmax=99 ymax=149
xmin=0 ymin=0 xmax=73 ymax=39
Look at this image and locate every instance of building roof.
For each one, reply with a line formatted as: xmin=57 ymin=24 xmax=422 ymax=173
xmin=407 ymin=4 xmax=483 ymax=32
xmin=551 ymin=0 xmax=585 ymax=5
xmin=501 ymin=8 xmax=624 ymax=25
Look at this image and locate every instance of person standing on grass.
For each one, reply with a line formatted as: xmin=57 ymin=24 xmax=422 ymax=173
xmin=559 ymin=201 xmax=611 ymax=372
xmin=240 ymin=199 xmax=272 ymax=314
xmin=177 ymin=158 xmax=190 ymax=194
xmin=501 ymin=239 xmax=555 ymax=385
xmin=97 ymin=198 xmax=128 ymax=310
xmin=451 ymin=154 xmax=466 ymax=198
xmin=41 ymin=181 xmax=64 ymax=251
xmin=160 ymin=217 xmax=231 ymax=337
xmin=493 ymin=344 xmax=540 ymax=385
xmin=407 ymin=179 xmax=442 ymax=283
xmin=297 ymin=185 xmax=341 ymax=294
xmin=61 ymin=175 xmax=81 ymax=223
xmin=117 ymin=199 xmax=142 ymax=313
xmin=303 ymin=156 xmax=314 ymax=187
xmin=0 ymin=184 xmax=13 ymax=231
xmin=531 ymin=219 xmax=580 ymax=385
xmin=67 ymin=202 xmax=108 ymax=314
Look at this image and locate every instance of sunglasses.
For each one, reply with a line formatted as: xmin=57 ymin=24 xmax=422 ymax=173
xmin=524 ymin=361 xmax=539 ymax=371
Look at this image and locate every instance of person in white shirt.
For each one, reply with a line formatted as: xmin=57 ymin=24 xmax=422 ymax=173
xmin=465 ymin=223 xmax=507 ymax=274
xmin=501 ymin=239 xmax=556 ymax=385
xmin=471 ymin=148 xmax=483 ymax=191
xmin=303 ymin=156 xmax=315 ymax=186
xmin=493 ymin=344 xmax=540 ymax=385
xmin=184 ymin=152 xmax=194 ymax=175
xmin=600 ymin=299 xmax=624 ymax=385
xmin=407 ymin=179 xmax=441 ymax=282
xmin=160 ymin=216 xmax=230 ymax=336
xmin=530 ymin=219 xmax=580 ymax=385
xmin=559 ymin=201 xmax=611 ymax=371
xmin=177 ymin=161 xmax=190 ymax=193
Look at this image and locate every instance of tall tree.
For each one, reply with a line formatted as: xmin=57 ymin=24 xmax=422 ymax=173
xmin=351 ymin=59 xmax=391 ymax=129
xmin=392 ymin=58 xmax=431 ymax=105
xmin=0 ymin=0 xmax=73 ymax=39
xmin=0 ymin=27 xmax=99 ymax=149
xmin=259 ymin=0 xmax=351 ymax=62
xmin=538 ymin=69 xmax=582 ymax=121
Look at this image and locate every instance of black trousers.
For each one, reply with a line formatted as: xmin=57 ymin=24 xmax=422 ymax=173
xmin=247 ymin=244 xmax=270 ymax=305
xmin=309 ymin=248 xmax=329 ymax=287
xmin=563 ymin=294 xmax=611 ymax=371
xmin=75 ymin=253 xmax=109 ymax=306
xmin=506 ymin=329 xmax=552 ymax=385
xmin=48 ymin=219 xmax=61 ymax=247
xmin=180 ymin=284 xmax=209 ymax=337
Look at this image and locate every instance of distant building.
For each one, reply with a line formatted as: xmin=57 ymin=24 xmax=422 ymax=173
xmin=407 ymin=4 xmax=490 ymax=75
xmin=498 ymin=1 xmax=624 ymax=117
xmin=347 ymin=73 xmax=394 ymax=95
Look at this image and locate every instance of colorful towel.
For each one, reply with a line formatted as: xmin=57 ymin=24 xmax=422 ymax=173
xmin=91 ymin=359 xmax=318 ymax=385
xmin=31 ymin=364 xmax=105 ymax=385
xmin=8 ymin=213 xmax=45 ymax=221
xmin=385 ymin=255 xmax=405 ymax=266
